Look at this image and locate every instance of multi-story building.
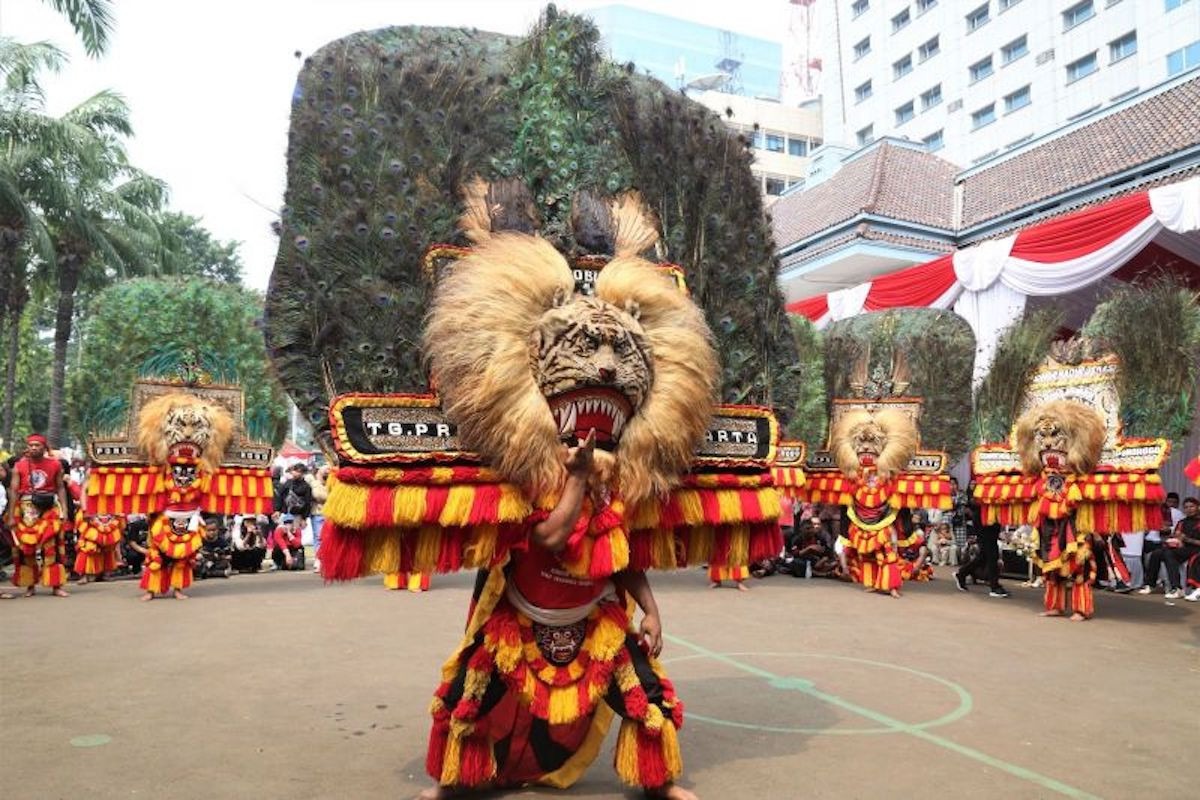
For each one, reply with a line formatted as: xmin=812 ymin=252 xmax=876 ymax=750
xmin=822 ymin=0 xmax=1200 ymax=166
xmin=586 ymin=4 xmax=823 ymax=200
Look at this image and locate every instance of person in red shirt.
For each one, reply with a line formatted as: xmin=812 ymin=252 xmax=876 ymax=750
xmin=270 ymin=514 xmax=305 ymax=571
xmin=5 ymin=433 xmax=70 ymax=597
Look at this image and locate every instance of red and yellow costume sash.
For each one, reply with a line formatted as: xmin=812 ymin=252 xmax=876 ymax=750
xmin=974 ymin=472 xmax=1163 ymax=533
xmin=86 ymin=465 xmax=273 ymax=517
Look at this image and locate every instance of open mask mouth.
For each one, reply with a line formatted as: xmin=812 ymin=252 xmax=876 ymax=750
xmin=1040 ymin=450 xmax=1067 ymax=471
xmin=547 ymin=387 xmax=634 ymax=451
xmin=856 ymin=450 xmax=878 ymax=468
xmin=168 ymin=442 xmax=201 ymax=462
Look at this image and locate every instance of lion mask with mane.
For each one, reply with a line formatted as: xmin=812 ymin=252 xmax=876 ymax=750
xmin=1014 ymin=399 xmax=1105 ymax=476
xmin=423 ymin=189 xmax=718 ymax=509
xmin=831 ymin=408 xmax=918 ymax=482
xmin=136 ymin=392 xmax=234 ymax=474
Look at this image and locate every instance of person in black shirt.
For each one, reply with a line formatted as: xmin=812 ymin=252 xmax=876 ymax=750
xmin=954 ymin=488 xmax=1009 ymax=598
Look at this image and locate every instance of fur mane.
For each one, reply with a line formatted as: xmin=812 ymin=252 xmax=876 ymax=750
xmin=1014 ymin=399 xmax=1105 ymax=476
xmin=136 ymin=392 xmax=234 ymax=472
xmin=423 ymin=234 xmax=716 ymax=507
xmin=830 ymin=407 xmax=918 ymax=481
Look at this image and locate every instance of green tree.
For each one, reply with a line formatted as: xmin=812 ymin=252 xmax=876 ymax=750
xmin=0 ymin=307 xmax=52 ymax=450
xmin=40 ymin=0 xmax=115 ymax=58
xmin=69 ymin=277 xmax=289 ymax=447
xmin=159 ymin=211 xmax=243 ymax=284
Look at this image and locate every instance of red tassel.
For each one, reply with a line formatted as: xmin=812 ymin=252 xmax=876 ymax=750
xmin=423 ymin=486 xmax=450 ymax=524
xmin=659 ymin=496 xmax=684 ymax=529
xmin=529 ymin=683 xmax=549 ymax=719
xmin=365 ymin=487 xmax=396 ymax=527
xmin=318 ymin=522 xmax=365 ymax=581
xmin=425 ymin=717 xmax=450 ymax=780
xmin=458 ymin=731 xmax=495 ymax=786
xmin=438 ymin=528 xmax=464 ymax=573
xmin=469 ymin=485 xmax=500 ymax=525
xmin=738 ymin=488 xmax=763 ymax=521
xmin=698 ymin=491 xmax=722 ymax=524
xmin=589 ymin=533 xmax=614 ymax=579
xmin=749 ymin=522 xmax=784 ymax=562
xmin=635 ymin=726 xmax=669 ymax=788
xmin=399 ymin=534 xmax=417 ymax=575
xmin=592 ymin=505 xmax=623 ymax=532
xmin=629 ymin=531 xmax=653 ymax=571
xmin=467 ymin=647 xmax=493 ymax=672
xmin=710 ymin=527 xmax=731 ymax=568
xmin=452 ymin=698 xmax=482 ymax=721
xmin=670 ymin=700 xmax=684 ymax=729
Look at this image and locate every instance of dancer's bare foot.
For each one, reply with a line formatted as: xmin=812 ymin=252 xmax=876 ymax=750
xmin=140 ymin=592 xmax=154 ymax=602
xmin=52 ymin=587 xmax=69 ymax=597
xmin=889 ymin=588 xmax=901 ymax=598
xmin=173 ymin=589 xmax=189 ymax=600
xmin=646 ymin=782 xmax=699 ymax=800
xmin=736 ymin=581 xmax=748 ymax=592
xmin=709 ymin=581 xmax=720 ymax=589
xmin=1039 ymin=610 xmax=1063 ymax=617
xmin=23 ymin=586 xmax=35 ymax=597
xmin=77 ymin=576 xmax=89 ymax=585
xmin=414 ymin=784 xmax=481 ymax=799
xmin=1069 ymin=612 xmax=1088 ymax=622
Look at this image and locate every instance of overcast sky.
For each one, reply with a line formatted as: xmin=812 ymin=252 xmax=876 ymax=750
xmin=2 ymin=0 xmax=788 ymax=290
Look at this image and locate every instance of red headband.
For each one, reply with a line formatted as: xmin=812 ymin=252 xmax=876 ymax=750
xmin=26 ymin=434 xmax=47 ymax=446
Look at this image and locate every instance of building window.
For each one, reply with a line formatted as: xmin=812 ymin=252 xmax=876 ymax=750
xmin=969 ymin=56 xmax=994 ymax=83
xmin=1001 ymin=35 xmax=1028 ymax=64
xmin=920 ymin=83 xmax=942 ymax=109
xmin=892 ymin=8 xmax=911 ymax=32
xmin=750 ymin=131 xmax=764 ymax=149
xmin=895 ymin=101 xmax=915 ymax=125
xmin=1004 ymin=84 xmax=1031 ymax=112
xmin=1166 ymin=40 xmax=1200 ymax=75
xmin=919 ymin=36 xmax=940 ymax=61
xmin=765 ymin=133 xmax=784 ymax=153
xmin=1062 ymin=1 xmax=1095 ymax=31
xmin=857 ymin=125 xmax=874 ymax=146
xmin=917 ymin=0 xmax=938 ymax=12
xmin=966 ymin=4 xmax=990 ymax=32
xmin=1109 ymin=31 xmax=1137 ymax=63
xmin=1166 ymin=0 xmax=1194 ymax=10
xmin=923 ymin=129 xmax=944 ymax=152
xmin=855 ymin=79 xmax=873 ymax=102
xmin=894 ymin=53 xmax=913 ymax=79
xmin=971 ymin=103 xmax=996 ymax=129
xmin=765 ymin=177 xmax=786 ymax=196
xmin=852 ymin=0 xmax=869 ymax=17
xmin=853 ymin=36 xmax=871 ymax=60
xmin=1000 ymin=0 xmax=1023 ymax=9
xmin=787 ymin=138 xmax=808 ymax=157
xmin=1065 ymin=51 xmax=1098 ymax=82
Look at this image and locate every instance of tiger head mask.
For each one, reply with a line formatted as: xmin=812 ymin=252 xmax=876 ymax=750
xmin=1014 ymin=399 xmax=1105 ymax=476
xmin=831 ymin=408 xmax=918 ymax=482
xmin=424 ymin=187 xmax=717 ymax=508
xmin=137 ymin=392 xmax=234 ymax=475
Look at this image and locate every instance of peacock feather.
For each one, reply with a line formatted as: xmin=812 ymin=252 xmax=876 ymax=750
xmin=265 ymin=6 xmax=801 ymax=448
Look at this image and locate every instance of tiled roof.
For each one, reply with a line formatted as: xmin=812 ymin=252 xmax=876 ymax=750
xmin=960 ymin=77 xmax=1200 ymax=229
xmin=771 ymin=141 xmax=960 ymax=250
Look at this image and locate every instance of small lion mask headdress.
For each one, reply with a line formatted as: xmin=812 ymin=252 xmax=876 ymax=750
xmin=1014 ymin=399 xmax=1105 ymax=476
xmin=137 ymin=392 xmax=234 ymax=473
xmin=424 ymin=186 xmax=718 ymax=508
xmin=831 ymin=408 xmax=918 ymax=481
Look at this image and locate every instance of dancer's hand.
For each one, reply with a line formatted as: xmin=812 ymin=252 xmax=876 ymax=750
xmin=564 ymin=428 xmax=596 ymax=479
xmin=640 ymin=612 xmax=663 ymax=658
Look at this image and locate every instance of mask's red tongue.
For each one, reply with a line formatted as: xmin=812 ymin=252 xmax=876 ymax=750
xmin=1045 ymin=453 xmax=1062 ymax=470
xmin=859 ymin=453 xmax=876 ymax=468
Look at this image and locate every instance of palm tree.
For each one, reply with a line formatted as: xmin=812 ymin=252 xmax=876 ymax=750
xmin=43 ymin=155 xmax=167 ymax=445
xmin=40 ymin=0 xmax=115 ymax=58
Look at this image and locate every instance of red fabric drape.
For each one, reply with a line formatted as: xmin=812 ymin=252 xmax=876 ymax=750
xmin=787 ymin=295 xmax=828 ymax=321
xmin=862 ymin=254 xmax=956 ymax=311
xmin=1009 ymin=192 xmax=1152 ymax=262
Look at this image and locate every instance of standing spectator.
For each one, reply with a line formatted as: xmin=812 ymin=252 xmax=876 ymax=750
xmin=231 ymin=515 xmax=268 ymax=573
xmin=275 ymin=463 xmax=314 ymax=540
xmin=1140 ymin=496 xmax=1200 ymax=600
xmin=270 ymin=514 xmax=305 ymax=571
xmin=307 ymin=465 xmax=329 ymax=572
xmin=954 ymin=492 xmax=1009 ymax=598
xmin=948 ymin=477 xmax=972 ymax=556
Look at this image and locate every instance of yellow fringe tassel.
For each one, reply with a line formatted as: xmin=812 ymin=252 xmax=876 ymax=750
xmin=614 ymin=719 xmax=641 ymax=786
xmin=414 ymin=525 xmax=441 ymax=573
xmin=324 ymin=478 xmax=368 ymax=528
xmin=728 ymin=524 xmax=750 ymax=567
xmin=687 ymin=526 xmax=714 ymax=564
xmin=463 ymin=525 xmax=498 ymax=569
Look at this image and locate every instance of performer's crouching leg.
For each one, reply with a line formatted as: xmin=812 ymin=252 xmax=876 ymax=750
xmin=607 ymin=634 xmax=695 ymax=799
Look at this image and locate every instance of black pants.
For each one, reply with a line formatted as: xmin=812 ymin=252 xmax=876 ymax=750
xmin=232 ymin=547 xmax=266 ymax=572
xmin=272 ymin=546 xmax=305 ymax=570
xmin=1143 ymin=545 xmax=1199 ymax=591
xmin=957 ymin=524 xmax=1002 ymax=589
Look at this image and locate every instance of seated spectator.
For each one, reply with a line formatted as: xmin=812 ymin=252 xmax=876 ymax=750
xmin=1140 ymin=496 xmax=1200 ymax=600
xmin=270 ymin=514 xmax=305 ymax=571
xmin=231 ymin=515 xmax=268 ymax=573
xmin=122 ymin=515 xmax=149 ymax=576
xmin=897 ymin=514 xmax=933 ymax=582
xmin=785 ymin=518 xmax=840 ymax=579
xmin=929 ymin=521 xmax=958 ymax=566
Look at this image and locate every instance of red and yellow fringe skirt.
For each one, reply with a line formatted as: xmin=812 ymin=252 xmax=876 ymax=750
xmin=427 ymin=587 xmax=683 ymax=791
